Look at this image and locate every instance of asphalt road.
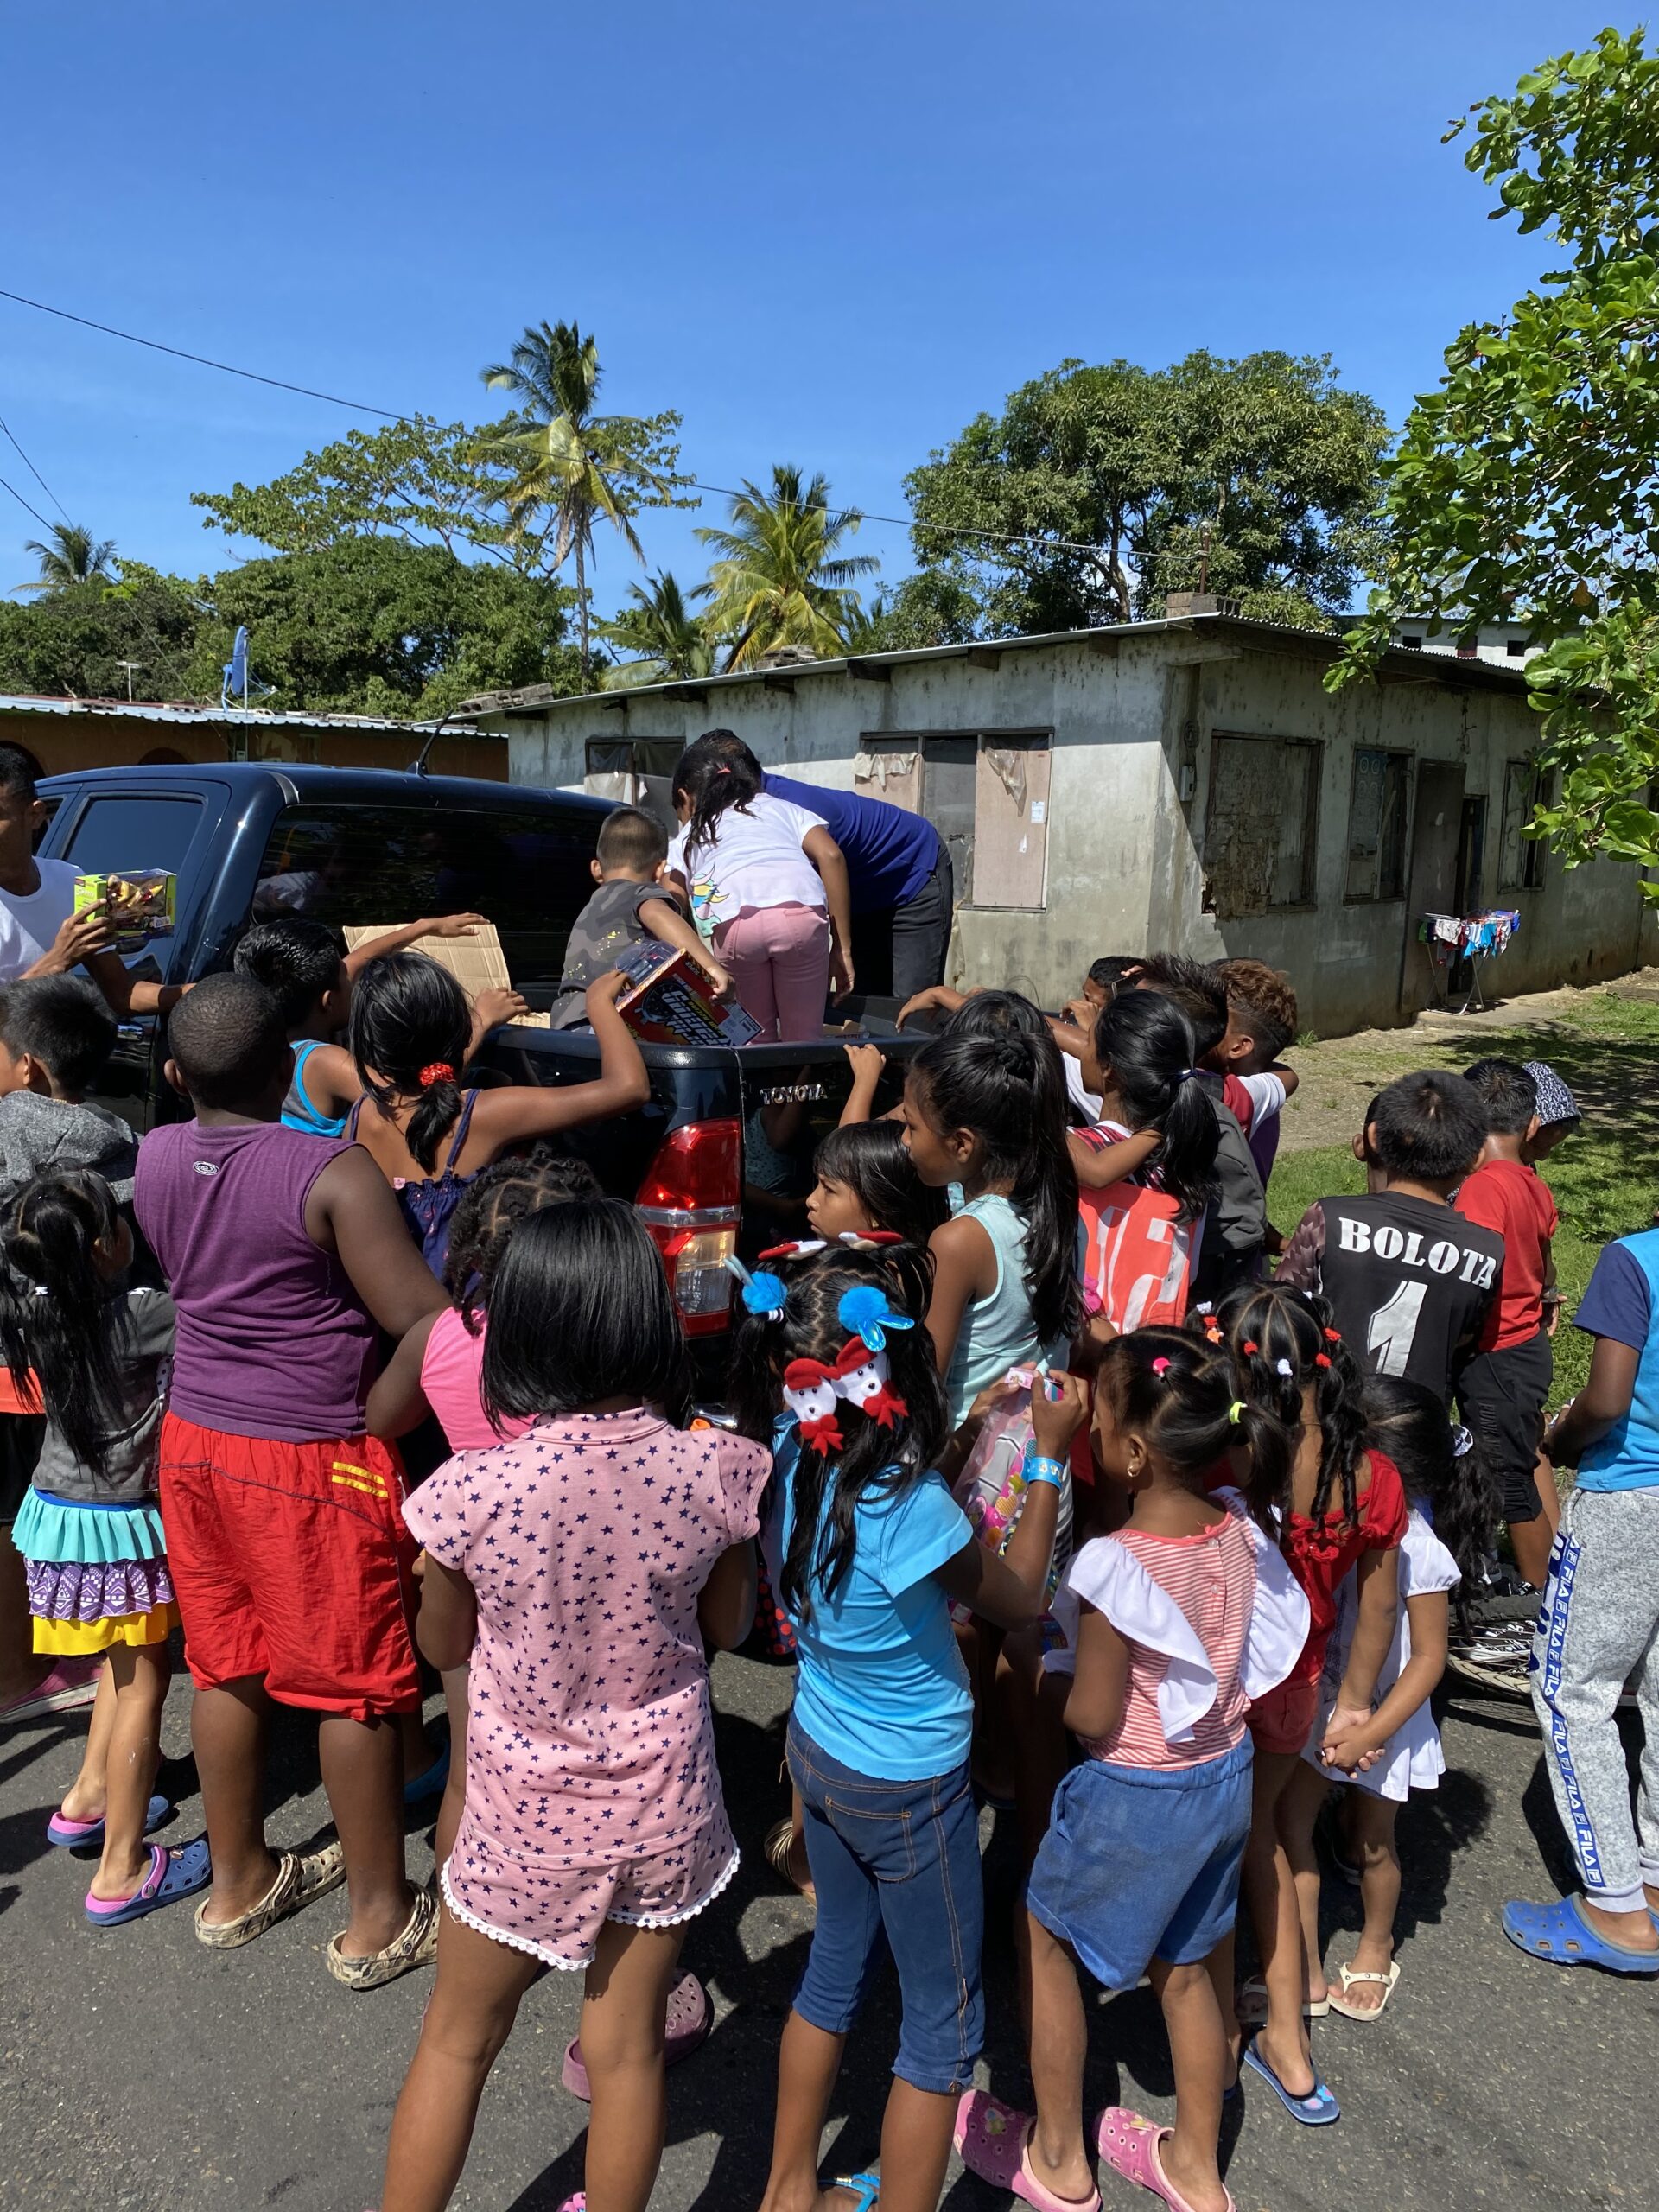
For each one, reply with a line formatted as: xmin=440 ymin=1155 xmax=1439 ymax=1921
xmin=2 ymin=1653 xmax=1652 ymax=2212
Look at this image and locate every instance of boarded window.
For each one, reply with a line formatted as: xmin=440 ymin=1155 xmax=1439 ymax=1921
xmin=584 ymin=737 xmax=682 ymax=830
xmin=858 ymin=732 xmax=1050 ymax=910
xmin=1346 ymin=748 xmax=1411 ymax=901
xmin=1498 ymin=758 xmax=1550 ymax=890
xmin=1202 ymin=734 xmax=1320 ymax=918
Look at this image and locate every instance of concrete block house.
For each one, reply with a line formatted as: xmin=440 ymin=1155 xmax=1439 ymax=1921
xmin=460 ymin=612 xmax=1655 ymax=1036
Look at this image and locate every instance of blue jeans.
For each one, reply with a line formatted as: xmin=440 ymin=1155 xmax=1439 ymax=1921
xmin=786 ymin=1719 xmax=983 ymax=2094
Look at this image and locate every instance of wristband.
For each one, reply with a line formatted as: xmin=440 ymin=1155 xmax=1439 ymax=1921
xmin=1023 ymin=1453 xmax=1065 ymax=1491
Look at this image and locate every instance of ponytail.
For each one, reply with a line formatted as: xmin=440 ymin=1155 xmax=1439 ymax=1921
xmin=0 ymin=1170 xmax=127 ymax=1479
xmin=1092 ymin=991 xmax=1219 ymax=1224
xmin=672 ymin=728 xmax=762 ymax=852
xmin=1216 ymin=1281 xmax=1368 ymax=1526
xmin=911 ymin=1025 xmax=1081 ymax=1348
xmin=348 ymin=951 xmax=472 ymax=1174
xmin=1096 ymin=1325 xmax=1294 ymax=1531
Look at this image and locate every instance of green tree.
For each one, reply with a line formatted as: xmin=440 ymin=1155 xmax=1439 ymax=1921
xmin=181 ymin=538 xmax=582 ymax=718
xmin=596 ymin=571 xmax=715 ymax=687
xmin=0 ymin=565 xmax=200 ymax=698
xmin=1332 ymin=26 xmax=1659 ymax=880
xmin=16 ymin=521 xmax=118 ymax=595
xmin=854 ymin=570 xmax=982 ymax=652
xmin=480 ymin=321 xmax=692 ymax=678
xmin=697 ymin=465 xmax=879 ymax=669
xmin=189 ymin=417 xmax=533 ymax=566
xmin=905 ymin=353 xmax=1387 ymax=636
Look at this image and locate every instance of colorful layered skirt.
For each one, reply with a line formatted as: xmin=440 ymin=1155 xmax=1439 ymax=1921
xmin=12 ymin=1486 xmax=179 ymax=1656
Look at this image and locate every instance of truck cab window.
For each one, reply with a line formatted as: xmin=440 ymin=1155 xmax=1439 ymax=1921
xmin=254 ymin=803 xmax=600 ymax=999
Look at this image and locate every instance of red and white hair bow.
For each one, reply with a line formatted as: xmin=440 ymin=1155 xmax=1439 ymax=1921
xmin=783 ymin=1337 xmax=910 ymax=1453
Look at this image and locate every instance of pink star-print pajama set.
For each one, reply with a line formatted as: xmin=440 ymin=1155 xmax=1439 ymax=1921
xmin=404 ymin=1407 xmax=771 ymax=1968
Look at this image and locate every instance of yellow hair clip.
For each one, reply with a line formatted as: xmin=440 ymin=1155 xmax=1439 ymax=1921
xmin=1228 ymin=1400 xmax=1246 ymax=1426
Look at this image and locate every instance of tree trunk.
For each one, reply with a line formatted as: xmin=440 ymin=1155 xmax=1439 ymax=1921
xmin=576 ymin=533 xmax=590 ymax=678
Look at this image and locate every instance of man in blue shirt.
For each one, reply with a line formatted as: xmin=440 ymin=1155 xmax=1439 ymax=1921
xmin=1501 ymin=1224 xmax=1659 ymax=1975
xmin=687 ymin=731 xmax=952 ymax=998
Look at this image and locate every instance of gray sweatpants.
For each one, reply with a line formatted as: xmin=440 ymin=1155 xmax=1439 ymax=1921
xmin=1530 ymin=1485 xmax=1659 ymax=1914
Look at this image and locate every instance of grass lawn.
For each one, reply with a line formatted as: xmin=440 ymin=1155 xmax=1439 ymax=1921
xmin=1268 ymin=987 xmax=1659 ymax=1409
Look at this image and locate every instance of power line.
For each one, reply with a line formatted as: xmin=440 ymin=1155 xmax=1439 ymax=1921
xmin=0 ymin=470 xmax=52 ymax=532
xmin=0 ymin=285 xmax=1113 ymax=564
xmin=0 ymin=414 xmax=68 ymax=521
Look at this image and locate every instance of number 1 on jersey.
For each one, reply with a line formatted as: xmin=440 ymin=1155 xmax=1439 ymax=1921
xmin=1367 ymin=1280 xmax=1427 ymax=1376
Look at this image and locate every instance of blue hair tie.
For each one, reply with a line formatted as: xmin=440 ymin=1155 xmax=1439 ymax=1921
xmin=837 ymin=1282 xmax=914 ymax=1352
xmin=725 ymin=1255 xmax=787 ymax=1321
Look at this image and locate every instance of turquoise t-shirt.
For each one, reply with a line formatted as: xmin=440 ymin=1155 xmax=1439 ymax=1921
xmin=1574 ymin=1230 xmax=1659 ymax=1491
xmin=775 ymin=1417 xmax=975 ymax=1781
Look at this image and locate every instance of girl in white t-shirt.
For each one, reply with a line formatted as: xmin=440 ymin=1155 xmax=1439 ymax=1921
xmin=1278 ymin=1376 xmax=1494 ymax=2022
xmin=665 ymin=735 xmax=852 ymax=1042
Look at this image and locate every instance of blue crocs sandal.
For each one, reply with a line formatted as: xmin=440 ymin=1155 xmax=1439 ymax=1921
xmin=404 ymin=1736 xmax=452 ymax=1807
xmin=48 ymin=1794 xmax=170 ymax=1848
xmin=1242 ymin=2037 xmax=1340 ymax=2126
xmin=85 ymin=1836 xmax=212 ymax=1928
xmin=1502 ymin=1896 xmax=1659 ymax=1975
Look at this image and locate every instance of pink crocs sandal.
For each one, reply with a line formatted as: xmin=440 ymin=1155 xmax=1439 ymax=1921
xmin=1095 ymin=2107 xmax=1234 ymax=2212
xmin=954 ymin=2090 xmax=1101 ymax=2212
xmin=560 ymin=1969 xmax=711 ymax=2099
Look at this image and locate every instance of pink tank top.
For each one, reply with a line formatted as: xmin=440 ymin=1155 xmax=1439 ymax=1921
xmin=419 ymin=1306 xmax=532 ymax=1452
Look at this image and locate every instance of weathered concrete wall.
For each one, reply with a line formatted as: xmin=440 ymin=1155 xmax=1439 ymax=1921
xmin=485 ymin=631 xmax=1656 ymax=1037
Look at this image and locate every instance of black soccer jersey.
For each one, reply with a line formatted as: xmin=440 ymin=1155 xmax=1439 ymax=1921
xmin=1277 ymin=1192 xmax=1504 ymax=1402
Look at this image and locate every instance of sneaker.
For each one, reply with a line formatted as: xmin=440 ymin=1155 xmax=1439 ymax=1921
xmin=0 ymin=1656 xmax=103 ymax=1726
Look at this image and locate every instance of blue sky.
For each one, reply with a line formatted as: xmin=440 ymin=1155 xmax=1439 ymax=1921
xmin=0 ymin=1 xmax=1626 ymax=620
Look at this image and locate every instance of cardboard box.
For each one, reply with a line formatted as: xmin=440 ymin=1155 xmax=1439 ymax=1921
xmin=340 ymin=923 xmax=550 ymax=1027
xmin=613 ymin=940 xmax=761 ymax=1047
xmin=74 ymin=870 xmax=175 ymax=951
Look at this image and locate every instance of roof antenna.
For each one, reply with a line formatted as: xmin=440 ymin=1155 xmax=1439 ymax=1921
xmin=410 ymin=706 xmax=459 ymax=777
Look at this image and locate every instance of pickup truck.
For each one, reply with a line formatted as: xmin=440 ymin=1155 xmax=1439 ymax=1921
xmin=35 ymin=761 xmax=927 ymax=1369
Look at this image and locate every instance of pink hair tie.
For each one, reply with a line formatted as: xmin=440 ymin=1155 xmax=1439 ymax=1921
xmin=1150 ymin=1357 xmax=1171 ymax=1377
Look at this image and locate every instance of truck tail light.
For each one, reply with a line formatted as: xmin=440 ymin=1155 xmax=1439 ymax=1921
xmin=636 ymin=1120 xmax=741 ymax=1336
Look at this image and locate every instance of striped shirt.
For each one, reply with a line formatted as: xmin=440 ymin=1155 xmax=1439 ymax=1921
xmin=1090 ymin=1512 xmax=1256 ymax=1770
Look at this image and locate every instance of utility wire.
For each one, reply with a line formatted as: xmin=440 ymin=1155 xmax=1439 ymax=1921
xmin=0 ymin=413 xmax=68 ymax=520
xmin=0 ymin=285 xmax=1113 ymax=564
xmin=0 ymin=470 xmax=52 ymax=532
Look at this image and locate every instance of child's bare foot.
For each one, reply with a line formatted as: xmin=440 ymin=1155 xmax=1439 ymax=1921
xmin=1331 ymin=1935 xmax=1395 ymax=2012
xmin=57 ymin=1781 xmax=106 ymax=1824
xmin=88 ymin=1843 xmax=156 ymax=1901
xmin=1253 ymin=2021 xmax=1317 ymax=2100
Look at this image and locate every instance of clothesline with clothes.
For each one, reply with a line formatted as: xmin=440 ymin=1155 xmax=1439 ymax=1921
xmin=1418 ymin=908 xmax=1522 ymax=1012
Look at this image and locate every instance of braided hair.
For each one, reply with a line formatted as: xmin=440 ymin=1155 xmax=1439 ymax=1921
xmin=443 ymin=1148 xmax=603 ymax=1325
xmin=1095 ymin=1323 xmax=1294 ymax=1531
xmin=1212 ymin=1282 xmax=1369 ymax=1528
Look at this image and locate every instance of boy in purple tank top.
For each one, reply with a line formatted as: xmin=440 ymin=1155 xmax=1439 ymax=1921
xmin=134 ymin=975 xmax=448 ymax=1987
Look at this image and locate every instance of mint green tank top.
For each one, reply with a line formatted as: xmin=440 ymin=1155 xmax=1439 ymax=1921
xmin=944 ymin=1192 xmax=1051 ymax=1427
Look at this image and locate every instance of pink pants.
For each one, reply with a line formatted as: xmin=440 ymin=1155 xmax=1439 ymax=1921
xmin=715 ymin=903 xmax=831 ymax=1043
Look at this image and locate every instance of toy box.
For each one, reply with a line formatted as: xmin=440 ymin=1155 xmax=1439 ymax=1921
xmin=340 ymin=922 xmax=550 ymax=1027
xmin=73 ymin=870 xmax=175 ymax=950
xmin=614 ymin=940 xmax=762 ymax=1048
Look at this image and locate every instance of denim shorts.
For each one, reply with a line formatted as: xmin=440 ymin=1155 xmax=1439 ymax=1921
xmin=1027 ymin=1738 xmax=1252 ymax=1993
xmin=786 ymin=1719 xmax=984 ymax=2095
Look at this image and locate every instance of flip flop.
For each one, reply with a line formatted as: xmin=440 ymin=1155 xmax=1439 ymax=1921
xmin=955 ymin=2090 xmax=1101 ymax=2212
xmin=1326 ymin=1960 xmax=1401 ymax=2019
xmin=85 ymin=1837 xmax=212 ymax=1927
xmin=48 ymin=1794 xmax=170 ymax=1848
xmin=1095 ymin=2107 xmax=1234 ymax=2212
xmin=561 ymin=1969 xmax=711 ymax=2098
xmin=1235 ymin=1975 xmax=1327 ymax=2026
xmin=830 ymin=2175 xmax=880 ymax=2212
xmin=1502 ymin=1896 xmax=1659 ymax=1975
xmin=403 ymin=1735 xmax=451 ymax=1807
xmin=1240 ymin=2038 xmax=1340 ymax=2126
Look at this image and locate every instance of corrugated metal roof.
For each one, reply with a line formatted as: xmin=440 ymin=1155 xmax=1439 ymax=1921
xmin=0 ymin=694 xmax=452 ymax=736
xmin=454 ymin=611 xmax=1536 ymax=718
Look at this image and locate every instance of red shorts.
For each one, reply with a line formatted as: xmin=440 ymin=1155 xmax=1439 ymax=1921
xmin=160 ymin=1413 xmax=421 ymax=1722
xmin=1247 ymin=1676 xmax=1321 ymax=1758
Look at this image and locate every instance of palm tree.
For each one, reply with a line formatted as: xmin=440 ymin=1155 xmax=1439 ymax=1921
xmin=16 ymin=522 xmax=117 ymax=594
xmin=697 ymin=467 xmax=879 ymax=670
xmin=480 ymin=321 xmax=685 ymax=678
xmin=596 ymin=571 xmax=715 ymax=687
